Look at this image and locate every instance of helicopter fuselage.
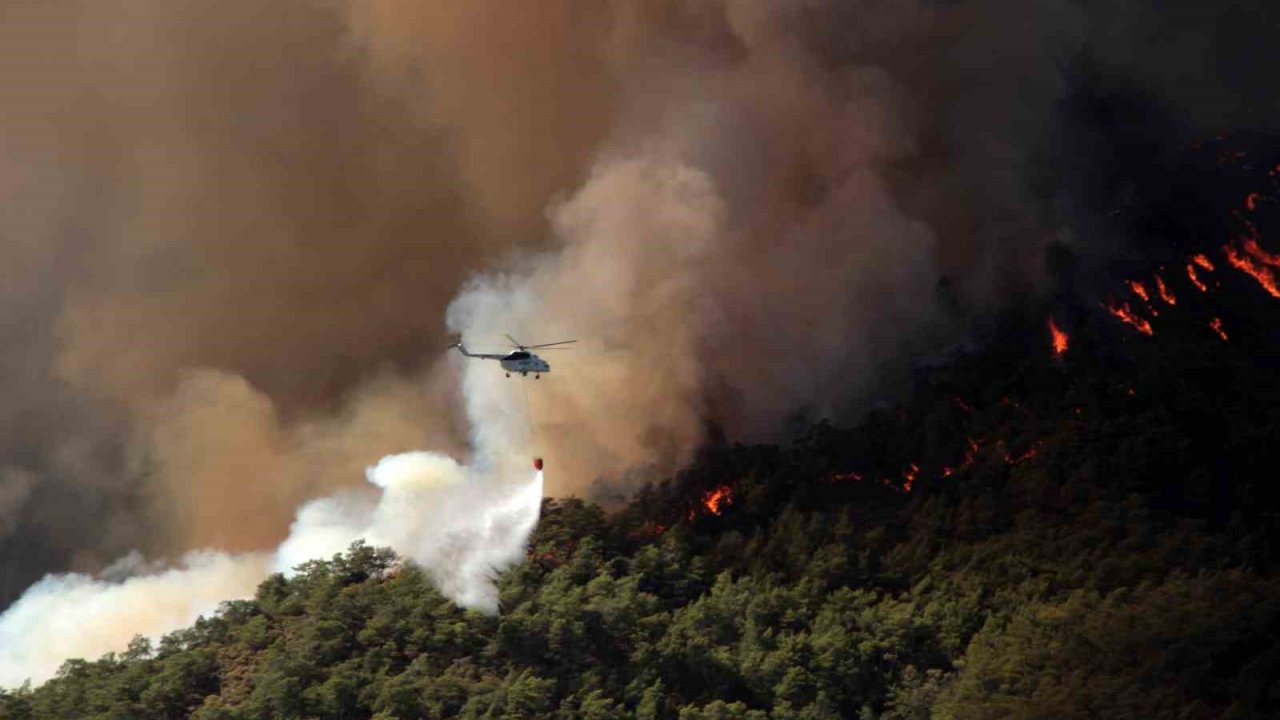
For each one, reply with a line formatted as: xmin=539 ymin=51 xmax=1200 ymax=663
xmin=453 ymin=344 xmax=551 ymax=376
xmin=498 ymin=351 xmax=550 ymax=375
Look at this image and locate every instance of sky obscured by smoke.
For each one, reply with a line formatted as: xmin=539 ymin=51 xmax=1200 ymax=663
xmin=3 ymin=0 xmax=1280 ymax=612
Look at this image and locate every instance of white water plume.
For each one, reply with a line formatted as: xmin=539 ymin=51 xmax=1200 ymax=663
xmin=0 ymin=349 xmax=544 ymax=687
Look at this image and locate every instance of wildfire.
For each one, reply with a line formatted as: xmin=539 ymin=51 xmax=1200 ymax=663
xmin=942 ymin=438 xmax=980 ymax=478
xmin=1186 ymin=264 xmax=1209 ymax=292
xmin=1192 ymin=254 xmax=1215 ymax=271
xmin=1210 ymin=317 xmax=1228 ymax=342
xmin=630 ymin=521 xmax=668 ymax=540
xmin=1246 ymin=192 xmax=1261 ymax=211
xmin=1242 ymin=238 xmax=1280 ymax=266
xmin=1154 ymin=275 xmax=1177 ymax=305
xmin=999 ymin=439 xmax=1044 ymax=465
xmin=902 ymin=464 xmax=919 ymax=492
xmin=701 ymin=485 xmax=733 ymax=515
xmin=1224 ymin=244 xmax=1280 ymax=298
xmin=1127 ymin=280 xmax=1151 ymax=303
xmin=1048 ymin=318 xmax=1069 ymax=356
xmin=1105 ymin=302 xmax=1154 ymax=336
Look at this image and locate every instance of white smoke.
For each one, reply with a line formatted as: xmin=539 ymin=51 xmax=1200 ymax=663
xmin=276 ymin=455 xmax=544 ymax=612
xmin=0 ymin=551 xmax=273 ymax=685
xmin=0 ymin=338 xmax=544 ymax=687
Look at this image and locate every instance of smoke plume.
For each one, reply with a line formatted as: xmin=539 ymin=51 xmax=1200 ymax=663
xmin=0 ymin=353 xmax=543 ymax=687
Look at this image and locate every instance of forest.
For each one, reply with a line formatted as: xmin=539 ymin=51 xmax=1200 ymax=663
xmin=2 ymin=136 xmax=1280 ymax=719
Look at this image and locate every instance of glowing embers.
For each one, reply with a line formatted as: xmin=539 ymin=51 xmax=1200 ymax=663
xmin=1186 ymin=263 xmax=1209 ymax=292
xmin=941 ymin=438 xmax=979 ymax=478
xmin=1154 ymin=275 xmax=1177 ymax=305
xmin=1048 ymin=318 xmax=1069 ymax=356
xmin=1242 ymin=238 xmax=1280 ymax=265
xmin=1222 ymin=189 xmax=1280 ymax=296
xmin=1210 ymin=317 xmax=1229 ymax=342
xmin=1223 ymin=243 xmax=1280 ymax=298
xmin=999 ymin=439 xmax=1043 ymax=465
xmin=827 ymin=467 xmax=914 ymax=493
xmin=1104 ymin=302 xmax=1154 ymax=336
xmin=630 ymin=521 xmax=668 ymax=540
xmin=1188 ymin=252 xmax=1216 ymax=294
xmin=902 ymin=464 xmax=919 ymax=492
xmin=1128 ymin=280 xmax=1151 ymax=304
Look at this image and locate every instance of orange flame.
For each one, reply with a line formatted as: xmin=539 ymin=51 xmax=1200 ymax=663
xmin=1242 ymin=238 xmax=1280 ymax=266
xmin=1210 ymin=317 xmax=1228 ymax=342
xmin=1192 ymin=254 xmax=1216 ymax=271
xmin=1224 ymin=244 xmax=1280 ymax=298
xmin=902 ymin=464 xmax=918 ymax=492
xmin=1187 ymin=264 xmax=1209 ymax=292
xmin=942 ymin=438 xmax=980 ymax=478
xmin=1154 ymin=275 xmax=1176 ymax=305
xmin=1048 ymin=318 xmax=1069 ymax=356
xmin=1128 ymin=280 xmax=1151 ymax=303
xmin=1105 ymin=302 xmax=1154 ymax=336
xmin=702 ymin=485 xmax=733 ymax=515
xmin=1246 ymin=193 xmax=1261 ymax=211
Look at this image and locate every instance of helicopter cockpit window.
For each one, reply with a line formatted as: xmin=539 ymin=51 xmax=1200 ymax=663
xmin=508 ymin=351 xmax=530 ymax=360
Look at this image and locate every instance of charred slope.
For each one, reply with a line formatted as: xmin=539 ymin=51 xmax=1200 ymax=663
xmin=4 ymin=138 xmax=1280 ymax=718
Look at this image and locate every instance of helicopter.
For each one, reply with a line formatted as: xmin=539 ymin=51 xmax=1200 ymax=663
xmin=450 ymin=335 xmax=576 ymax=378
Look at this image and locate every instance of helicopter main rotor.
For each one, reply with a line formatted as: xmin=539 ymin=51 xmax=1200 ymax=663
xmin=504 ymin=334 xmax=577 ymax=351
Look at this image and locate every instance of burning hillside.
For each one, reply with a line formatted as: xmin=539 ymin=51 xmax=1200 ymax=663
xmin=2 ymin=2 xmax=1280 ymax=717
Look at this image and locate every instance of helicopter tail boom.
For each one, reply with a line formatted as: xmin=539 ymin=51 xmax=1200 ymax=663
xmin=450 ymin=342 xmax=507 ymax=361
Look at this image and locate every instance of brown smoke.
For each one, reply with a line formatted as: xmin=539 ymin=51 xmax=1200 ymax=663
xmin=343 ymin=0 xmax=617 ymax=243
xmin=0 ymin=0 xmax=495 ymax=588
xmin=3 ymin=0 xmax=1278 ymax=606
xmin=439 ymin=0 xmax=1083 ymax=485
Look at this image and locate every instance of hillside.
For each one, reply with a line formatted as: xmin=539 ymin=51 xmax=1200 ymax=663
xmin=3 ymin=136 xmax=1280 ymax=719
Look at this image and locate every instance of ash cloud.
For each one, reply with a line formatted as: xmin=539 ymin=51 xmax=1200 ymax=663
xmin=3 ymin=0 xmax=1279 ymax=621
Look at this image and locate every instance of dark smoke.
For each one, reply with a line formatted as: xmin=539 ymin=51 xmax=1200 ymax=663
xmin=3 ymin=0 xmax=1280 ymax=610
